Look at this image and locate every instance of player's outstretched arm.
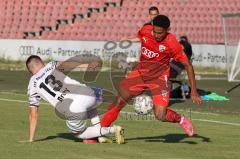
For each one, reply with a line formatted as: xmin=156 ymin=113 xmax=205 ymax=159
xmin=29 ymin=106 xmax=39 ymax=142
xmin=182 ymin=60 xmax=202 ymax=106
xmin=56 ymin=54 xmax=102 ymax=71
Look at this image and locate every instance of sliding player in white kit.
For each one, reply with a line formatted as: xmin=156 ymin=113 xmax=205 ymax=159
xmin=26 ymin=55 xmax=124 ymax=144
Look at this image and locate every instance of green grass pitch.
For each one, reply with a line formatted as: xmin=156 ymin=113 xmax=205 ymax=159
xmin=0 ymin=70 xmax=240 ymax=159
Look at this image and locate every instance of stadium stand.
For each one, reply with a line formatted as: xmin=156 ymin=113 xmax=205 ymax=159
xmin=0 ymin=0 xmax=239 ymax=43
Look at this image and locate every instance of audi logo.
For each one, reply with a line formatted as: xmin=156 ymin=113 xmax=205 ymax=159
xmin=142 ymin=47 xmax=159 ymax=58
xmin=19 ymin=46 xmax=35 ymax=56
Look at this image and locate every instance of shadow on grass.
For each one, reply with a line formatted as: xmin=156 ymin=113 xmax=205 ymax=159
xmin=126 ymin=134 xmax=210 ymax=144
xmin=169 ymin=99 xmax=185 ymax=106
xmin=35 ymin=133 xmax=210 ymax=145
xmin=35 ymin=133 xmax=81 ymax=142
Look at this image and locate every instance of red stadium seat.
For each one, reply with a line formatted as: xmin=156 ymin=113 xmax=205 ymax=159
xmin=0 ymin=0 xmax=239 ymax=43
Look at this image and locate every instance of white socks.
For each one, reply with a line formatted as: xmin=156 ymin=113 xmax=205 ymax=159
xmin=75 ymin=115 xmax=115 ymax=139
xmin=75 ymin=126 xmax=115 ymax=139
xmin=91 ymin=116 xmax=101 ymax=128
xmin=100 ymin=127 xmax=115 ymax=135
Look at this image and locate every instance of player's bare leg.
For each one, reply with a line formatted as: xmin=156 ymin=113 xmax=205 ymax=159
xmin=154 ymin=106 xmax=194 ymax=137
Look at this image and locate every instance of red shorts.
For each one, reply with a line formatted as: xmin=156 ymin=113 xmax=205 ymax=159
xmin=119 ymin=70 xmax=170 ymax=107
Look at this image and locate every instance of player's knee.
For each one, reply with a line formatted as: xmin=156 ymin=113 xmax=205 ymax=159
xmin=155 ymin=113 xmax=166 ymax=122
xmin=154 ymin=108 xmax=166 ymax=122
xmin=119 ymin=89 xmax=131 ymax=101
xmin=116 ymin=97 xmax=126 ymax=108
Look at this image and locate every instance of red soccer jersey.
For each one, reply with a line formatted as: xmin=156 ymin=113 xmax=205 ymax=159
xmin=135 ymin=25 xmax=188 ymax=81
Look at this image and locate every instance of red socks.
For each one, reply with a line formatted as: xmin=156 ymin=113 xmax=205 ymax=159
xmin=101 ymin=98 xmax=126 ymax=127
xmin=101 ymin=99 xmax=181 ymax=126
xmin=100 ymin=106 xmax=121 ymax=127
xmin=165 ymin=108 xmax=181 ymax=123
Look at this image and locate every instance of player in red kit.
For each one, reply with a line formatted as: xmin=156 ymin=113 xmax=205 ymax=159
xmin=101 ymin=15 xmax=202 ymax=137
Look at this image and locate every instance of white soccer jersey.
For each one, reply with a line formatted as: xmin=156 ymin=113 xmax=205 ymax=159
xmin=27 ymin=61 xmax=96 ymax=113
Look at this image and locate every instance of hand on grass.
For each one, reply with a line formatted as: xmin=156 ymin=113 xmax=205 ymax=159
xmin=191 ymin=91 xmax=202 ymax=106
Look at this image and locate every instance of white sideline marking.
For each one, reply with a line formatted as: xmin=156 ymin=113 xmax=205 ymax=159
xmin=0 ymin=97 xmax=239 ymax=127
xmin=0 ymin=92 xmax=222 ymax=116
xmin=192 ymin=119 xmax=240 ymax=126
xmin=0 ymin=98 xmax=49 ymax=105
xmin=0 ymin=91 xmax=26 ymax=96
xmin=0 ymin=98 xmax=27 ymax=103
xmin=0 ymin=92 xmax=224 ymax=116
xmin=176 ymin=109 xmax=219 ymax=116
xmin=119 ymin=111 xmax=240 ymax=127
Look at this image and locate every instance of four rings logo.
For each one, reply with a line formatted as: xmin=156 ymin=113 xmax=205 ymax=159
xmin=19 ymin=46 xmax=35 ymax=56
xmin=142 ymin=47 xmax=159 ymax=59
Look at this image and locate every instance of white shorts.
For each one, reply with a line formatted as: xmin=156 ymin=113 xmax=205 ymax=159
xmin=68 ymin=94 xmax=97 ymax=113
xmin=55 ymin=92 xmax=97 ymax=120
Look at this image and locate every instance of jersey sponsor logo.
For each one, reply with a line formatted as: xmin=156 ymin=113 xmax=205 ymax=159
xmin=36 ymin=72 xmax=46 ymax=81
xmin=33 ymin=81 xmax=37 ymax=87
xmin=142 ymin=47 xmax=159 ymax=59
xmin=46 ymin=66 xmax=55 ymax=73
xmin=159 ymin=45 xmax=166 ymax=53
